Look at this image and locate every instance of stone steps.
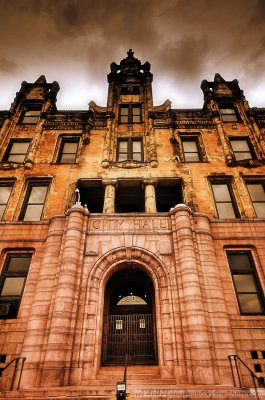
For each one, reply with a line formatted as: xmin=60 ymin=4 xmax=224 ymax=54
xmin=92 ymin=365 xmax=175 ymax=385
xmin=0 ymin=385 xmax=264 ymax=400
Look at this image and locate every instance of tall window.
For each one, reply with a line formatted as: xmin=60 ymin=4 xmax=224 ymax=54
xmin=211 ymin=182 xmax=239 ymax=218
xmin=0 ymin=183 xmax=14 ymax=219
xmin=181 ymin=137 xmax=201 ymax=162
xmin=229 ymin=138 xmax=253 ymax=161
xmin=227 ymin=251 xmax=264 ymax=315
xmin=119 ymin=104 xmax=141 ymax=123
xmin=3 ymin=140 xmax=31 ymax=163
xmin=57 ymin=138 xmax=79 ymax=163
xmin=0 ymin=254 xmax=32 ymax=318
xmin=21 ymin=105 xmax=42 ymax=124
xmin=219 ymin=105 xmax=238 ymax=122
xmin=246 ymin=182 xmax=265 ymax=218
xmin=20 ymin=182 xmax=49 ymax=221
xmin=117 ymin=138 xmax=143 ymax=162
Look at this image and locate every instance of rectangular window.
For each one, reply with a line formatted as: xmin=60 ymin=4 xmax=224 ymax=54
xmin=3 ymin=140 xmax=31 ymax=163
xmin=117 ymin=138 xmax=143 ymax=162
xmin=57 ymin=138 xmax=79 ymax=163
xmin=246 ymin=182 xmax=265 ymax=218
xmin=0 ymin=183 xmax=14 ymax=220
xmin=119 ymin=104 xmax=141 ymax=123
xmin=211 ymin=182 xmax=238 ymax=218
xmin=21 ymin=105 xmax=42 ymax=124
xmin=227 ymin=251 xmax=264 ymax=315
xmin=20 ymin=182 xmax=49 ymax=221
xmin=181 ymin=137 xmax=201 ymax=162
xmin=230 ymin=138 xmax=253 ymax=161
xmin=219 ymin=105 xmax=238 ymax=122
xmin=0 ymin=254 xmax=32 ymax=319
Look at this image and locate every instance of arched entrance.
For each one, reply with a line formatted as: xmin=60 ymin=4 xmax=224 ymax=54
xmin=101 ymin=266 xmax=158 ymax=365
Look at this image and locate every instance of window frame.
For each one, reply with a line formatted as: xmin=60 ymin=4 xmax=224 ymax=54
xmin=57 ymin=136 xmax=80 ymax=163
xmin=180 ymin=136 xmax=202 ymax=162
xmin=226 ymin=250 xmax=265 ymax=315
xmin=19 ymin=180 xmax=50 ymax=221
xmin=20 ymin=104 xmax=42 ymax=124
xmin=0 ymin=253 xmax=32 ymax=319
xmin=119 ymin=104 xmax=142 ymax=124
xmin=0 ymin=181 xmax=15 ymax=220
xmin=245 ymin=181 xmax=265 ymax=218
xmin=229 ymin=137 xmax=254 ymax=161
xmin=117 ymin=137 xmax=143 ymax=162
xmin=3 ymin=139 xmax=31 ymax=164
xmin=219 ymin=103 xmax=240 ymax=123
xmin=210 ymin=180 xmax=240 ymax=219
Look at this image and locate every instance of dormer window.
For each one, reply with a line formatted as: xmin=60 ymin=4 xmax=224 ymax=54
xmin=119 ymin=104 xmax=142 ymax=123
xmin=21 ymin=104 xmax=42 ymax=124
xmin=219 ymin=104 xmax=239 ymax=122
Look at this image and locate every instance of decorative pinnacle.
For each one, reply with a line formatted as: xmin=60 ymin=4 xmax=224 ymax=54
xmin=127 ymin=49 xmax=134 ymax=58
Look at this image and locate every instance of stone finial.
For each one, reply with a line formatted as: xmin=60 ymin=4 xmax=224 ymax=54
xmin=169 ymin=203 xmax=192 ymax=215
xmin=127 ymin=49 xmax=134 ymax=58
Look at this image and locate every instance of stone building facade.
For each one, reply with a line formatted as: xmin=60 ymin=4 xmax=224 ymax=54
xmin=0 ymin=50 xmax=265 ymax=397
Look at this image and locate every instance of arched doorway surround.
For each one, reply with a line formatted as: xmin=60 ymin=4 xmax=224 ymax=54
xmin=101 ymin=267 xmax=157 ymax=365
xmin=81 ymin=246 xmax=179 ymax=375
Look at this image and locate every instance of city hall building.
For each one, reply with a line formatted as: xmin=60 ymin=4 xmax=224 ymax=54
xmin=0 ymin=50 xmax=264 ymax=398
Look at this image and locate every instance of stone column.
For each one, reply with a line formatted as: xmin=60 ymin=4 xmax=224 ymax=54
xmin=249 ymin=116 xmax=265 ymax=155
xmin=24 ymin=99 xmax=52 ymax=169
xmin=101 ymin=118 xmax=113 ymax=168
xmin=194 ymin=212 xmax=236 ymax=385
xmin=20 ymin=215 xmax=64 ymax=388
xmin=170 ymin=204 xmax=216 ymax=385
xmin=147 ymin=120 xmax=158 ymax=167
xmin=40 ymin=204 xmax=89 ymax=387
xmin=0 ymin=116 xmax=11 ymax=141
xmin=143 ymin=178 xmax=157 ymax=213
xmin=215 ymin=118 xmax=233 ymax=165
xmin=103 ymin=179 xmax=117 ymax=213
xmin=0 ymin=116 xmax=12 ymax=160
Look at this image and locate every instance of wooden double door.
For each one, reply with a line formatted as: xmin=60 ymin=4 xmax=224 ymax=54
xmin=101 ymin=268 xmax=157 ymax=365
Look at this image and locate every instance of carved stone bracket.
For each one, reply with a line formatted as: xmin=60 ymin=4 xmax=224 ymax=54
xmin=0 ymin=162 xmax=21 ymax=170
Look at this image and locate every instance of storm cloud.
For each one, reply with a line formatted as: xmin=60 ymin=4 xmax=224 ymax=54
xmin=0 ymin=0 xmax=264 ymax=109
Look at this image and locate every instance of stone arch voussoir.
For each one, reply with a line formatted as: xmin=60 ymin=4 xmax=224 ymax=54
xmin=89 ymin=246 xmax=169 ymax=289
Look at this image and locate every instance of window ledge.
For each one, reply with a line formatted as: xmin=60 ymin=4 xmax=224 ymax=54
xmin=227 ymin=159 xmax=264 ymax=168
xmin=108 ymin=160 xmax=152 ymax=169
xmin=51 ymin=162 xmax=78 ymax=165
xmin=182 ymin=160 xmax=209 ymax=163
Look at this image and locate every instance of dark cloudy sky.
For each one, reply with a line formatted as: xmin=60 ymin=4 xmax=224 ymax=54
xmin=0 ymin=0 xmax=265 ymax=110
